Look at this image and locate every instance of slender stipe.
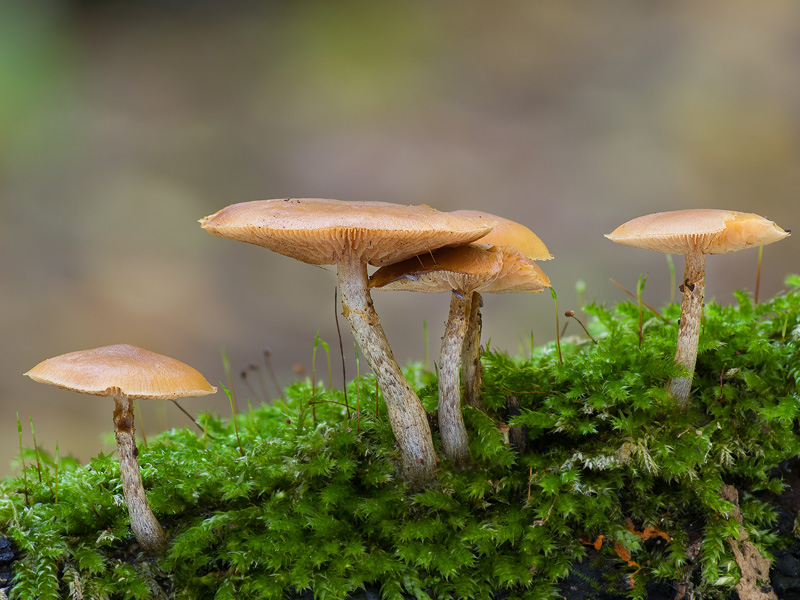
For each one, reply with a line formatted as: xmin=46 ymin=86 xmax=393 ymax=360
xmin=755 ymin=246 xmax=763 ymax=305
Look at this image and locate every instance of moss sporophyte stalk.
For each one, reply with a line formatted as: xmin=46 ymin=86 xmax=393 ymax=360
xmin=3 ymin=277 xmax=800 ymax=599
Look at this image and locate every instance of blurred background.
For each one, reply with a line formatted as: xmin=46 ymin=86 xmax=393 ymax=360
xmin=2 ymin=0 xmax=798 ymax=476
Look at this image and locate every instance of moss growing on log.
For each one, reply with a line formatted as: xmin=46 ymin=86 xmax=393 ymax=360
xmin=2 ymin=277 xmax=800 ymax=599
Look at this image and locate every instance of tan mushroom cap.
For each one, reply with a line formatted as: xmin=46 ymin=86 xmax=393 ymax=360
xmin=451 ymin=210 xmax=553 ymax=260
xmin=200 ymin=198 xmax=496 ymax=267
xmin=605 ymin=209 xmax=790 ymax=255
xmin=25 ymin=344 xmax=217 ymax=400
xmin=369 ymin=245 xmax=551 ymax=294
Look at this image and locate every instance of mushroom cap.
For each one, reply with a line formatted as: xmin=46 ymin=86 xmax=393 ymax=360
xmin=450 ymin=210 xmax=553 ymax=260
xmin=24 ymin=344 xmax=217 ymax=400
xmin=200 ymin=198 xmax=496 ymax=267
xmin=369 ymin=245 xmax=551 ymax=294
xmin=605 ymin=209 xmax=790 ymax=255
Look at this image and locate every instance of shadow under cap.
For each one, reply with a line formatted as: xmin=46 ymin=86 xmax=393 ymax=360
xmin=369 ymin=245 xmax=551 ymax=294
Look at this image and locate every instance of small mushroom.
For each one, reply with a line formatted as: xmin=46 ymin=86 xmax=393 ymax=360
xmin=24 ymin=344 xmax=216 ymax=553
xmin=200 ymin=198 xmax=494 ymax=486
xmin=605 ymin=209 xmax=790 ymax=407
xmin=370 ymin=244 xmax=550 ymax=467
xmin=450 ymin=211 xmax=553 ymax=407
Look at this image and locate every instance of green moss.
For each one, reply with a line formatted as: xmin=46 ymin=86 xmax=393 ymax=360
xmin=2 ymin=276 xmax=800 ymax=599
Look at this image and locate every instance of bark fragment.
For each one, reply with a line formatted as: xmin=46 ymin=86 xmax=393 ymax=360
xmin=720 ymin=485 xmax=777 ymax=600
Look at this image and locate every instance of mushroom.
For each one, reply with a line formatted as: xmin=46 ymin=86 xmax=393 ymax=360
xmin=370 ymin=244 xmax=551 ymax=467
xmin=24 ymin=344 xmax=217 ymax=553
xmin=605 ymin=209 xmax=790 ymax=407
xmin=200 ymin=198 xmax=494 ymax=485
xmin=450 ymin=211 xmax=553 ymax=408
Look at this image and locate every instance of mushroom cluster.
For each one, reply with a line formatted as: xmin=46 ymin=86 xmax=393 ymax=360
xmin=449 ymin=210 xmax=554 ymax=409
xmin=200 ymin=198 xmax=496 ymax=485
xmin=369 ymin=212 xmax=552 ymax=467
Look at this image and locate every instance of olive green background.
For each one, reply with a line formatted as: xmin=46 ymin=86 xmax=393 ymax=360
xmin=2 ymin=0 xmax=798 ymax=476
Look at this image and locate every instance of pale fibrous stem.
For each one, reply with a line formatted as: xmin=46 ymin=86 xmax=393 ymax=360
xmin=113 ymin=395 xmax=167 ymax=554
xmin=461 ymin=291 xmax=484 ymax=410
xmin=438 ymin=291 xmax=472 ymax=468
xmin=669 ymin=249 xmax=706 ymax=408
xmin=336 ymin=255 xmax=438 ymax=487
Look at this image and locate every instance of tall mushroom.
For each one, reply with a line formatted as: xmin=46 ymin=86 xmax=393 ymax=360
xmin=450 ymin=211 xmax=553 ymax=407
xmin=605 ymin=209 xmax=790 ymax=408
xmin=200 ymin=198 xmax=494 ymax=486
xmin=370 ymin=244 xmax=551 ymax=467
xmin=24 ymin=344 xmax=217 ymax=554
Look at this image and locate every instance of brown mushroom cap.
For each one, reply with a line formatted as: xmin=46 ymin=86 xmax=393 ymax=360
xmin=605 ymin=209 xmax=790 ymax=255
xmin=451 ymin=210 xmax=553 ymax=260
xmin=200 ymin=198 xmax=496 ymax=266
xmin=24 ymin=344 xmax=217 ymax=400
xmin=369 ymin=245 xmax=551 ymax=294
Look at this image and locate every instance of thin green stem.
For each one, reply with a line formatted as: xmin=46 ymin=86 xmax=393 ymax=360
xmin=54 ymin=441 xmax=59 ymax=504
xmin=334 ymin=287 xmax=350 ymax=417
xmin=223 ymin=385 xmax=245 ymax=457
xmin=551 ymin=288 xmax=563 ymax=365
xmin=312 ymin=331 xmax=319 ymax=395
xmin=17 ymin=413 xmax=28 ymax=506
xmin=423 ymin=320 xmax=429 ymax=374
xmin=666 ymin=254 xmax=676 ymax=305
xmin=323 ymin=341 xmax=332 ymax=390
xmin=610 ymin=278 xmax=669 ymax=323
xmin=221 ymin=348 xmax=238 ymax=416
xmin=135 ymin=400 xmax=148 ymax=448
xmin=311 ymin=332 xmax=321 ymax=424
xmin=637 ymin=273 xmax=648 ymax=349
xmin=221 ymin=348 xmax=244 ymax=454
xmin=30 ymin=417 xmax=42 ymax=484
xmin=355 ymin=343 xmax=360 ymax=434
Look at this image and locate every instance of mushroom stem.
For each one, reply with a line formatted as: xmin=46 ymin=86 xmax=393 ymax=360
xmin=439 ymin=291 xmax=472 ymax=468
xmin=113 ymin=395 xmax=167 ymax=553
xmin=669 ymin=249 xmax=706 ymax=408
xmin=461 ymin=291 xmax=484 ymax=410
xmin=336 ymin=257 xmax=438 ymax=486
